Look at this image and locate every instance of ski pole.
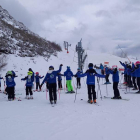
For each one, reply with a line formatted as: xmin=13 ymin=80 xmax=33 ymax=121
xmin=74 ymin=87 xmax=78 ymax=103
xmin=106 ymin=84 xmax=108 ymax=96
xmin=46 ymin=88 xmax=48 ymax=100
xmin=58 ymin=88 xmax=60 ymax=100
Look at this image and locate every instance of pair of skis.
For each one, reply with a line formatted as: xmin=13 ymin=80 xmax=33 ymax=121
xmin=104 ymin=96 xmax=129 ymax=101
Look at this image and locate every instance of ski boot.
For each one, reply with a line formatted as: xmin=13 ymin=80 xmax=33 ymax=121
xmin=94 ymin=99 xmax=96 ymax=103
xmin=26 ymin=95 xmax=30 ymax=99
xmin=50 ymin=100 xmax=53 ymax=104
xmin=116 ymin=96 xmax=122 ymax=99
xmin=71 ymin=91 xmax=75 ymax=93
xmin=87 ymin=100 xmax=93 ymax=104
xmin=54 ymin=100 xmax=57 ymax=104
xmin=111 ymin=96 xmax=117 ymax=99
xmin=30 ymin=95 xmax=33 ymax=99
xmin=136 ymin=91 xmax=140 ymax=94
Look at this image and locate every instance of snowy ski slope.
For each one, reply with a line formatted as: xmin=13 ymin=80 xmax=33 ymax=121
xmin=0 ymin=49 xmax=139 ymax=140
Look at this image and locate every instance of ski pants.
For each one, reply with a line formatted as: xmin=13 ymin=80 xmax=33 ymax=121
xmin=77 ymin=78 xmax=81 ymax=87
xmin=46 ymin=82 xmax=49 ymax=90
xmin=132 ymin=77 xmax=137 ymax=89
xmin=87 ymin=85 xmax=96 ymax=100
xmin=26 ymin=87 xmax=33 ymax=96
xmin=58 ymin=80 xmax=62 ymax=89
xmin=66 ymin=80 xmax=73 ymax=92
xmin=36 ymin=82 xmax=41 ymax=90
xmin=128 ymin=75 xmax=132 ymax=86
xmin=49 ymin=83 xmax=57 ymax=101
xmin=137 ymin=77 xmax=140 ymax=91
xmin=0 ymin=83 xmax=1 ymax=88
xmin=7 ymin=87 xmax=15 ymax=100
xmin=124 ymin=74 xmax=128 ymax=83
xmin=113 ymin=82 xmax=120 ymax=97
xmin=105 ymin=74 xmax=109 ymax=82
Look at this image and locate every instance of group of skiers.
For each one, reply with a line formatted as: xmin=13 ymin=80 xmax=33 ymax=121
xmin=119 ymin=61 xmax=140 ymax=93
xmin=1 ymin=60 xmax=140 ymax=104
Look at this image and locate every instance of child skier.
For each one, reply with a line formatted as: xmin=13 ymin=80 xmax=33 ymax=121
xmin=77 ymin=63 xmax=105 ymax=104
xmin=64 ymin=66 xmax=75 ymax=93
xmin=108 ymin=66 xmax=122 ymax=99
xmin=35 ymin=72 xmax=44 ymax=91
xmin=5 ymin=71 xmax=16 ymax=101
xmin=131 ymin=63 xmax=138 ymax=90
xmin=104 ymin=65 xmax=111 ymax=84
xmin=119 ymin=61 xmax=128 ymax=85
xmin=41 ymin=64 xmax=63 ymax=104
xmin=74 ymin=68 xmax=82 ymax=89
xmin=131 ymin=61 xmax=140 ymax=93
xmin=58 ymin=74 xmax=63 ymax=90
xmin=0 ymin=74 xmax=3 ymax=92
xmin=21 ymin=71 xmax=34 ymax=99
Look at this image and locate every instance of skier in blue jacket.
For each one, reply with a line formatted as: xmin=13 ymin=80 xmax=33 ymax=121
xmin=108 ymin=66 xmax=121 ymax=99
xmin=131 ymin=61 xmax=140 ymax=93
xmin=78 ymin=63 xmax=105 ymax=104
xmin=104 ymin=65 xmax=111 ymax=84
xmin=35 ymin=72 xmax=44 ymax=91
xmin=74 ymin=68 xmax=83 ymax=89
xmin=57 ymin=74 xmax=63 ymax=90
xmin=119 ymin=61 xmax=128 ymax=84
xmin=63 ymin=66 xmax=75 ymax=93
xmin=21 ymin=71 xmax=34 ymax=99
xmin=131 ymin=63 xmax=138 ymax=90
xmin=5 ymin=71 xmax=16 ymax=101
xmin=41 ymin=64 xmax=63 ymax=104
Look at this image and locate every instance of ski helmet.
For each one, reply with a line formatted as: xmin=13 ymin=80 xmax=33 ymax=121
xmin=36 ymin=72 xmax=39 ymax=75
xmin=49 ymin=66 xmax=54 ymax=70
xmin=88 ymin=63 xmax=93 ymax=68
xmin=28 ymin=71 xmax=33 ymax=76
xmin=6 ymin=71 xmax=12 ymax=75
xmin=29 ymin=68 xmax=32 ymax=71
xmin=136 ymin=61 xmax=140 ymax=65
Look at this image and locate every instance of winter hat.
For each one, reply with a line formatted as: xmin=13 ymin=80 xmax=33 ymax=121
xmin=88 ymin=63 xmax=93 ymax=68
xmin=112 ymin=65 xmax=117 ymax=70
xmin=136 ymin=61 xmax=140 ymax=65
xmin=67 ymin=66 xmax=70 ymax=69
xmin=49 ymin=66 xmax=54 ymax=70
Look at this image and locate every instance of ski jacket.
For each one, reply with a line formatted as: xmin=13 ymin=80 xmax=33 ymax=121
xmin=100 ymin=64 xmax=104 ymax=70
xmin=105 ymin=67 xmax=110 ymax=75
xmin=5 ymin=75 xmax=16 ymax=87
xmin=133 ymin=65 xmax=140 ymax=77
xmin=108 ymin=69 xmax=119 ymax=82
xmin=21 ymin=76 xmax=34 ymax=87
xmin=0 ymin=77 xmax=3 ymax=83
xmin=64 ymin=68 xmax=73 ymax=80
xmin=127 ymin=68 xmax=131 ymax=76
xmin=131 ymin=63 xmax=137 ymax=77
xmin=78 ymin=68 xmax=105 ymax=85
xmin=119 ymin=61 xmax=127 ymax=75
xmin=57 ymin=75 xmax=62 ymax=81
xmin=75 ymin=71 xmax=83 ymax=78
xmin=35 ymin=75 xmax=44 ymax=83
xmin=42 ymin=66 xmax=62 ymax=84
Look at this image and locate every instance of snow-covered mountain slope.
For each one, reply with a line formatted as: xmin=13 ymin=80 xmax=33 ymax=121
xmin=0 ymin=5 xmax=61 ymax=57
xmin=0 ymin=49 xmax=139 ymax=140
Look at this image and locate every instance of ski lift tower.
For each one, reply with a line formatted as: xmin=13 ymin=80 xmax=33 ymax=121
xmin=76 ymin=39 xmax=87 ymax=71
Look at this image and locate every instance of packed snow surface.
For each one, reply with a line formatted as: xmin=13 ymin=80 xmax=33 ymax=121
xmin=0 ymin=49 xmax=139 ymax=140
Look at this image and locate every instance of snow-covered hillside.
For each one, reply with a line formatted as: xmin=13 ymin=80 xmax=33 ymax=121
xmin=0 ymin=49 xmax=139 ymax=140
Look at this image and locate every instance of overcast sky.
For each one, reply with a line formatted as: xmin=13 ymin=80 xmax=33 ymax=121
xmin=1 ymin=0 xmax=140 ymax=56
